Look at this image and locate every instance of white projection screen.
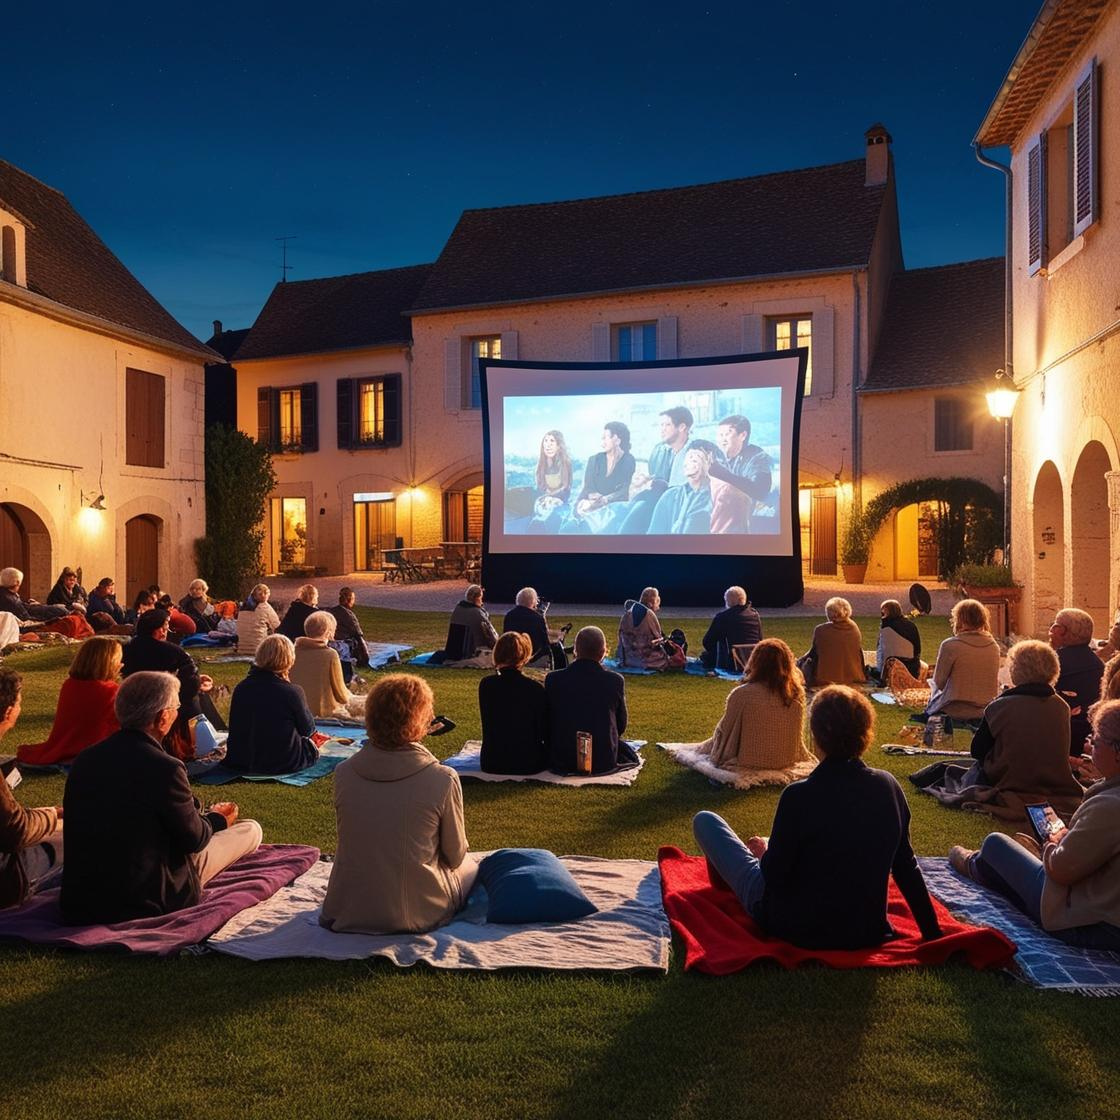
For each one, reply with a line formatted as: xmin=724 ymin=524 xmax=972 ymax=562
xmin=479 ymin=351 xmax=807 ymax=606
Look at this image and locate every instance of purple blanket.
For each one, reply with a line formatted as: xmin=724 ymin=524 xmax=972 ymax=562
xmin=0 ymin=844 xmax=320 ymax=957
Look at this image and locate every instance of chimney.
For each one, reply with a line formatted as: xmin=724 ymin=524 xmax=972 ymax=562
xmin=212 ymin=319 xmax=223 ymax=338
xmin=864 ymin=123 xmax=892 ymax=186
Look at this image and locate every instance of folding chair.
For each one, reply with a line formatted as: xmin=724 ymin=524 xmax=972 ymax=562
xmin=730 ymin=643 xmax=756 ymax=673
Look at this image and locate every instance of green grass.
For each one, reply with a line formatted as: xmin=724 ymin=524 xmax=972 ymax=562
xmin=2 ymin=610 xmax=1116 ymax=1120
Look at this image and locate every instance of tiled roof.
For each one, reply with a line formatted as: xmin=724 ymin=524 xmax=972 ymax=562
xmin=411 ymin=160 xmax=888 ymax=312
xmin=0 ymin=159 xmax=211 ymax=357
xmin=975 ymin=0 xmax=1113 ymax=147
xmin=234 ymin=264 xmax=433 ymax=360
xmin=205 ymin=327 xmax=250 ymax=362
xmin=862 ymin=259 xmax=1005 ymax=392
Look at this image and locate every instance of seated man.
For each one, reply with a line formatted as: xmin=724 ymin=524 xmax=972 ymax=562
xmin=618 ymin=587 xmax=685 ymax=671
xmin=647 ymin=444 xmax=715 ymax=535
xmin=699 ymin=585 xmax=763 ymax=671
xmin=0 ymin=566 xmax=69 ymax=622
xmin=0 ymin=668 xmax=64 ymax=910
xmin=545 ymin=626 xmax=632 ymax=774
xmin=437 ymin=584 xmax=498 ymax=664
xmin=61 ymin=672 xmax=262 ymax=924
xmin=1050 ymin=607 xmax=1105 ymax=755
xmin=708 ymin=414 xmax=773 ymax=534
xmin=329 ymin=587 xmax=371 ymax=668
xmin=503 ymin=586 xmax=562 ymax=668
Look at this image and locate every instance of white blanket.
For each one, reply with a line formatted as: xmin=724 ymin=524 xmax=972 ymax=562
xmin=208 ymin=855 xmax=669 ymax=971
xmin=443 ymin=740 xmax=646 ymax=786
xmin=659 ymin=742 xmax=816 ymax=790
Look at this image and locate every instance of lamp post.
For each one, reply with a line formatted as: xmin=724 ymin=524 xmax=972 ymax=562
xmin=985 ymin=370 xmax=1021 ymax=565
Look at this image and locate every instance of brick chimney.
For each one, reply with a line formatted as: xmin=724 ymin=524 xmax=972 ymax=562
xmin=864 ymin=123 xmax=892 ymax=186
xmin=212 ymin=319 xmax=223 ymax=338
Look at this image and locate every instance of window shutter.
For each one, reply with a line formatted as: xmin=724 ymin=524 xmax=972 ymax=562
xmin=811 ymin=306 xmax=835 ymax=396
xmin=444 ymin=337 xmax=463 ymax=410
xmin=337 ymin=378 xmax=353 ymax=449
xmin=741 ymin=314 xmax=763 ymax=353
xmin=1027 ymin=134 xmax=1047 ymax=276
xmin=385 ymin=375 xmax=402 ymax=446
xmin=500 ymin=330 xmax=519 ymax=360
xmin=300 ymin=383 xmax=318 ymax=452
xmin=150 ymin=373 xmax=166 ymax=467
xmin=656 ymin=316 xmax=678 ymax=359
xmin=1073 ymin=59 xmax=1098 ymax=237
xmin=591 ymin=323 xmax=609 ymax=362
xmin=257 ymin=387 xmax=272 ymax=447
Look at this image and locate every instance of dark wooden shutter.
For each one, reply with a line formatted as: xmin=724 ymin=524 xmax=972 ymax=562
xmin=126 ymin=368 xmax=164 ymax=467
xmin=149 ymin=372 xmax=165 ymax=467
xmin=257 ymin=387 xmax=273 ymax=447
xmin=1027 ymin=134 xmax=1046 ymax=276
xmin=1073 ymin=59 xmax=1098 ymax=236
xmin=300 ymin=383 xmax=318 ymax=452
xmin=384 ymin=375 xmax=402 ymax=446
xmin=337 ymin=378 xmax=353 ymax=449
xmin=810 ymin=490 xmax=837 ymax=576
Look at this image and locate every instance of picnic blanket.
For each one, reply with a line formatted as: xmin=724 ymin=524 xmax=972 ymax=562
xmin=657 ymin=846 xmax=1015 ymax=975
xmin=659 ymin=742 xmax=816 ymax=790
xmin=683 ymin=661 xmax=741 ymax=680
xmin=0 ymin=844 xmax=319 ymax=957
xmin=209 ymin=854 xmax=669 ymax=971
xmin=195 ymin=727 xmax=362 ymax=785
xmin=442 ymin=740 xmax=646 ymax=785
xmin=920 ymin=856 xmax=1120 ymax=994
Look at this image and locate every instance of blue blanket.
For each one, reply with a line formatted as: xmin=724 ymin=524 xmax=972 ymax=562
xmin=195 ymin=723 xmax=362 ymax=786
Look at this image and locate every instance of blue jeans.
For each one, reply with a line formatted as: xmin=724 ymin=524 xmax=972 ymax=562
xmin=692 ymin=811 xmax=765 ymax=917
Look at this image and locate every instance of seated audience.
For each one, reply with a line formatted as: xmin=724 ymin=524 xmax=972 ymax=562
xmin=178 ymin=579 xmax=218 ymax=633
xmin=127 ymin=589 xmax=157 ymax=625
xmin=278 ymin=584 xmax=320 ymax=641
xmin=479 ymin=632 xmax=548 ymax=774
xmin=950 ymin=698 xmax=1120 ymax=951
xmin=61 ymin=672 xmax=261 ymax=923
xmin=699 ymin=585 xmax=763 ymax=672
xmin=154 ymin=593 xmax=196 ymax=639
xmin=17 ymin=636 xmax=122 ymax=767
xmin=0 ymin=567 xmax=84 ymax=633
xmin=236 ymin=583 xmax=281 ymax=657
xmin=1096 ymin=614 xmax=1120 ymax=664
xmin=329 ymin=587 xmax=371 ymax=668
xmin=0 ymin=668 xmax=64 ymax=909
xmin=924 ymin=598 xmax=1000 ymax=723
xmin=87 ymin=578 xmax=128 ymax=626
xmin=438 ymin=584 xmax=498 ymax=664
xmin=226 ymin=635 xmax=318 ymax=775
xmin=546 ymin=626 xmax=633 ymax=774
xmin=1050 ymin=608 xmax=1105 ymax=755
xmin=697 ymin=638 xmax=812 ymax=777
xmin=800 ymin=597 xmax=865 ymax=686
xmin=1101 ymin=655 xmax=1120 ymax=704
xmin=876 ymin=599 xmax=922 ymax=681
xmin=618 ymin=586 xmax=685 ymax=671
xmin=289 ymin=610 xmax=357 ymax=718
xmin=46 ymin=567 xmax=88 ymax=614
xmin=503 ymin=586 xmax=553 ymax=667
xmin=693 ymin=685 xmax=942 ymax=949
xmin=320 ymin=674 xmax=477 ymax=934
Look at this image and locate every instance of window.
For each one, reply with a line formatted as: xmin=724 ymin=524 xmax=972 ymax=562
xmin=771 ymin=317 xmax=813 ymax=395
xmin=612 ymin=321 xmax=657 ymax=361
xmin=468 ymin=336 xmax=501 ymax=409
xmin=257 ymin=384 xmax=319 ymax=452
xmin=0 ymin=226 xmax=16 ymax=284
xmin=336 ymin=375 xmax=403 ymax=449
xmin=934 ymin=397 xmax=973 ymax=452
xmin=125 ymin=367 xmax=166 ymax=468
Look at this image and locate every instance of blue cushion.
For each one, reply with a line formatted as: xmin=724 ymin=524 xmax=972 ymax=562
xmin=477 ymin=848 xmax=598 ymax=924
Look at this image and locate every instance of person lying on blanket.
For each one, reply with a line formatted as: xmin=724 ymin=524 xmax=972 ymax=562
xmin=950 ymin=698 xmax=1120 ymax=952
xmin=693 ymin=685 xmax=942 ymax=950
xmin=60 ymin=671 xmax=263 ymax=924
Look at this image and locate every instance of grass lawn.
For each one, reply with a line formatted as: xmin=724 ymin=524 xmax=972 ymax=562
xmin=2 ymin=609 xmax=1118 ymax=1120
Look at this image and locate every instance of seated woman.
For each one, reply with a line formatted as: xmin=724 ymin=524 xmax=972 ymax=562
xmin=800 ymin=597 xmax=865 ymax=686
xmin=278 ymin=584 xmax=319 ymax=641
xmin=923 ymin=598 xmax=1000 ymax=724
xmin=876 ymin=599 xmax=922 ymax=682
xmin=693 ymin=685 xmax=942 ymax=949
xmin=478 ymin=632 xmax=548 ymax=774
xmin=911 ymin=639 xmax=1084 ymax=822
xmin=226 ymin=635 xmax=318 ymax=775
xmin=17 ymin=636 xmax=122 ymax=767
xmin=950 ymin=699 xmax=1120 ymax=951
xmin=329 ymin=587 xmax=370 ymax=668
xmin=618 ymin=587 xmax=685 ymax=671
xmin=696 ymin=638 xmax=814 ymax=784
xmin=46 ymin=567 xmax=88 ymax=614
xmin=235 ymin=583 xmax=281 ymax=657
xmin=178 ymin=578 xmax=218 ymax=633
xmin=289 ymin=610 xmax=360 ymax=718
xmin=320 ymin=674 xmax=478 ymax=934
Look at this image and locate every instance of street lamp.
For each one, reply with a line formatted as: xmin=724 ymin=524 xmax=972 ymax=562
xmin=985 ymin=369 xmax=1020 ymax=565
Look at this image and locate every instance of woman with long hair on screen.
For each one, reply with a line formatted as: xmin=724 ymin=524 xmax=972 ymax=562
xmin=527 ymin=430 xmax=574 ymax=534
xmin=562 ymin=422 xmax=636 ymax=533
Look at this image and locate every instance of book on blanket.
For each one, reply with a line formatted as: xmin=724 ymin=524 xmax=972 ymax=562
xmin=1026 ymin=803 xmax=1066 ymax=845
xmin=2 ymin=756 xmax=21 ymax=789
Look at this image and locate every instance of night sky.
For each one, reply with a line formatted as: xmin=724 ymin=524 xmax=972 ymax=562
xmin=5 ymin=1 xmax=1035 ymax=341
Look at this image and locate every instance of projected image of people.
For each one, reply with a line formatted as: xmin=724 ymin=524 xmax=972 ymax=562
xmin=502 ymin=389 xmax=778 ymax=538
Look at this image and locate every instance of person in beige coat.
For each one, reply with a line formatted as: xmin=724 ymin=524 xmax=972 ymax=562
xmin=320 ymin=674 xmax=478 ymax=934
xmin=289 ymin=611 xmax=359 ymax=718
xmin=924 ymin=598 xmax=1000 ymax=722
xmin=236 ymin=583 xmax=281 ymax=657
xmin=801 ymin=597 xmax=865 ymax=687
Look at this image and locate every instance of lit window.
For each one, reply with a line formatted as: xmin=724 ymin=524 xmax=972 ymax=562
xmin=469 ymin=336 xmax=501 ymax=409
xmin=359 ymin=380 xmax=385 ymax=442
xmin=612 ymin=322 xmax=657 ymax=362
xmin=772 ymin=317 xmax=813 ymax=395
xmin=279 ymin=389 xmax=302 ymax=448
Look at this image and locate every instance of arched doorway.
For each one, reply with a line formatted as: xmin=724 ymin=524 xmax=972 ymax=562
xmin=0 ymin=502 xmax=52 ymax=600
xmin=892 ymin=502 xmax=940 ymax=581
xmin=125 ymin=515 xmax=161 ymax=605
xmin=1032 ymin=462 xmax=1064 ymax=636
xmin=442 ymin=471 xmax=485 ymax=544
xmin=1070 ymin=441 xmax=1112 ymax=633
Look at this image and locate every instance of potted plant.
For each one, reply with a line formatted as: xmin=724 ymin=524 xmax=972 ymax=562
xmin=841 ymin=504 xmax=872 ymax=584
xmin=949 ymin=563 xmax=1022 ymax=631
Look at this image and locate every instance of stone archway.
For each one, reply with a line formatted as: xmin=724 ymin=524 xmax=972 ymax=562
xmin=1031 ymin=462 xmax=1064 ymax=636
xmin=1070 ymin=441 xmax=1112 ymax=633
xmin=0 ymin=502 xmax=52 ymax=600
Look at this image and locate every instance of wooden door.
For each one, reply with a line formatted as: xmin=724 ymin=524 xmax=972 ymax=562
xmin=125 ymin=515 xmax=160 ymax=605
xmin=0 ymin=505 xmax=30 ymax=597
xmin=810 ymin=490 xmax=837 ymax=576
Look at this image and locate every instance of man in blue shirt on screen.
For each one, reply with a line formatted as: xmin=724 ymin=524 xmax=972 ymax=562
xmin=709 ymin=414 xmax=773 ymax=534
xmin=647 ymin=406 xmax=697 ymax=486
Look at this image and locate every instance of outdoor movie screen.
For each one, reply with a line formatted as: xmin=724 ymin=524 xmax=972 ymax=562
xmin=481 ymin=353 xmax=805 ymax=558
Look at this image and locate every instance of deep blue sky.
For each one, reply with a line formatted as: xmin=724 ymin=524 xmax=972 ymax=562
xmin=6 ymin=1 xmax=1034 ymax=341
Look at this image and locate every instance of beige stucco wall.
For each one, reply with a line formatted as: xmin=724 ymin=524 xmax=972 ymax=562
xmin=1006 ymin=4 xmax=1120 ymax=636
xmin=0 ymin=299 xmax=206 ymax=600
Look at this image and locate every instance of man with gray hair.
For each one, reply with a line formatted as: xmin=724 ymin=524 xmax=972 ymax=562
xmin=437 ymin=584 xmax=498 ymax=664
xmin=0 ymin=567 xmax=70 ymax=622
xmin=1049 ymin=608 xmax=1105 ymax=755
xmin=503 ymin=587 xmax=566 ymax=668
xmin=699 ymin=586 xmax=763 ymax=672
xmin=61 ymin=671 xmax=263 ymax=923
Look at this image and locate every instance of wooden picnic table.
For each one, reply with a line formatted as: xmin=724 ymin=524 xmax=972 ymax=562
xmin=439 ymin=541 xmax=481 ymax=580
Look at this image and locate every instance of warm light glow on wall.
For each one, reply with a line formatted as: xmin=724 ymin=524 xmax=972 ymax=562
xmin=798 ymin=488 xmax=811 ymax=520
xmin=78 ymin=506 xmax=104 ymax=532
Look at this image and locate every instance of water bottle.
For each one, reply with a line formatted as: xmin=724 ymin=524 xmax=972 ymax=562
xmin=576 ymin=731 xmax=593 ymax=774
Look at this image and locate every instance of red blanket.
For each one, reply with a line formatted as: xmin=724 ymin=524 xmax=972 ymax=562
xmin=658 ymin=846 xmax=1016 ymax=974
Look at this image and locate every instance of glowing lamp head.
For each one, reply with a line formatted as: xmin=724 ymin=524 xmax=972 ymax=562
xmin=986 ymin=373 xmax=1020 ymax=420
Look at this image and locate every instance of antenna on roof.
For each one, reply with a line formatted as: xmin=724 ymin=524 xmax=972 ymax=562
xmin=275 ymin=235 xmax=297 ymax=282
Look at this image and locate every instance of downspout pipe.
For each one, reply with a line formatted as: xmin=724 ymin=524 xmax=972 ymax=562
xmin=851 ymin=270 xmax=862 ymax=504
xmin=972 ymin=142 xmax=1014 ymax=376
